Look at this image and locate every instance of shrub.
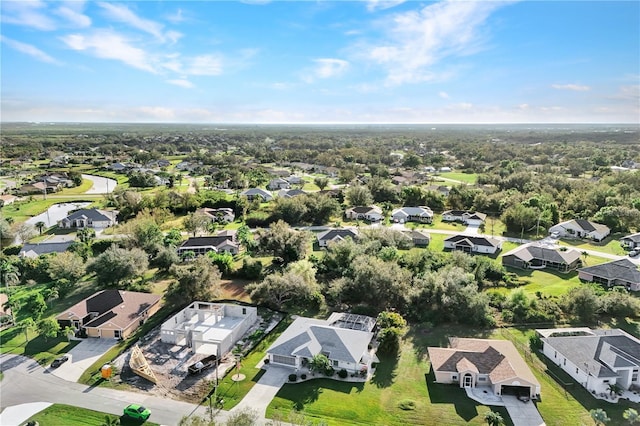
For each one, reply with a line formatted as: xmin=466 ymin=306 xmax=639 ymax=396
xmin=288 ymin=374 xmax=297 ymax=382
xmin=398 ymin=399 xmax=416 ymax=411
xmin=338 ymin=369 xmax=348 ymax=378
xmin=300 ymin=374 xmax=307 ymax=380
xmin=324 ymin=367 xmax=335 ymax=377
xmin=263 ymin=358 xmax=270 ymax=364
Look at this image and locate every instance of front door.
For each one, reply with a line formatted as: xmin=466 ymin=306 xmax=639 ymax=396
xmin=463 ymin=374 xmax=473 ymax=388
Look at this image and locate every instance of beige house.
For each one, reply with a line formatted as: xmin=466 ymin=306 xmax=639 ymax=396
xmin=428 ymin=338 xmax=541 ymax=399
xmin=56 ymin=290 xmax=161 ymax=339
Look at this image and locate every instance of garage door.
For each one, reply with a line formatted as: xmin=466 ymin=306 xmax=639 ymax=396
xmin=272 ymin=355 xmax=296 ymax=366
xmin=501 ymin=385 xmax=531 ymax=398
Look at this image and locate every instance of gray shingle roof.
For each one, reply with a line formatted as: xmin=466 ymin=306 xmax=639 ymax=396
xmin=505 ymin=245 xmax=581 ymax=264
xmin=66 ymin=209 xmax=112 ymax=222
xmin=20 ymin=241 xmax=73 ymax=256
xmin=444 ymin=234 xmax=501 ymax=248
xmin=317 ymin=229 xmax=358 ymax=242
xmin=621 ymin=233 xmax=640 ymax=243
xmin=578 ymin=259 xmax=640 ymax=284
xmin=542 ymin=331 xmax=640 ymax=379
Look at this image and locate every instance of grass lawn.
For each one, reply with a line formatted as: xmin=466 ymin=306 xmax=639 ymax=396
xmin=438 ymin=172 xmax=478 ymax=184
xmin=420 ymin=217 xmax=467 ymax=232
xmin=267 ymin=326 xmax=511 ymax=426
xmin=558 ymin=235 xmax=628 ymax=256
xmin=217 ymin=316 xmax=292 ymax=410
xmin=28 ymin=404 xmax=159 ymax=426
xmin=1 ymin=197 xmax=100 ymax=222
xmin=57 ymin=178 xmax=94 ymax=195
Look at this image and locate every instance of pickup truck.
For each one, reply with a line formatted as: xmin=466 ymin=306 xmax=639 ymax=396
xmin=187 ymin=354 xmax=218 ymax=375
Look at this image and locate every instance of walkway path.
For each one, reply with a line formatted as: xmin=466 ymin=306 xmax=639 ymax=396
xmin=502 ymin=395 xmax=546 ymax=426
xmin=81 ymin=174 xmax=117 ymax=194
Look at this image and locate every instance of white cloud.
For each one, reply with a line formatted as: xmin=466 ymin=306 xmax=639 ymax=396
xmin=97 ymin=2 xmax=181 ymax=43
xmin=167 ymin=79 xmax=194 ymax=89
xmin=135 ymin=106 xmax=177 ymax=120
xmin=360 ymin=1 xmax=511 ymax=85
xmin=166 ymin=8 xmax=187 ymax=24
xmin=1 ymin=0 xmax=57 ymax=31
xmin=366 ymin=0 xmax=406 ymax=12
xmin=551 ymin=84 xmax=590 ymax=91
xmin=61 ymin=30 xmax=157 ymax=73
xmin=1 ymin=35 xmax=61 ymax=64
xmin=55 ymin=2 xmax=91 ymax=28
xmin=438 ymin=91 xmax=450 ymax=99
xmin=187 ymin=55 xmax=223 ymax=76
xmin=304 ymin=58 xmax=349 ymax=82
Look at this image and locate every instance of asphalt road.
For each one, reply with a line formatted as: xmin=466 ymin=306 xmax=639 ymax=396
xmin=0 ymin=354 xmax=218 ymax=425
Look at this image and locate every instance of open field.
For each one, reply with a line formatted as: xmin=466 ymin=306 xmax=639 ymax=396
xmin=438 ymin=172 xmax=479 ymax=184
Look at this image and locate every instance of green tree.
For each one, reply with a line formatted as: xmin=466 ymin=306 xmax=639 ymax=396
xmin=168 ymin=256 xmax=222 ymax=305
xmin=87 ymin=246 xmax=149 ymax=288
xmin=563 ymin=286 xmax=601 ymax=323
xmin=590 ymin=408 xmax=611 ymax=425
xmin=77 ymin=227 xmax=96 ymax=244
xmin=314 ymin=177 xmax=329 ymax=190
xmin=23 ymin=293 xmax=47 ymax=321
xmin=247 ymin=265 xmax=320 ymax=310
xmin=376 ymin=311 xmax=407 ymax=354
xmin=484 ymin=410 xmax=504 ymax=426
xmin=308 ymin=353 xmax=332 ymax=375
xmin=206 ymin=251 xmax=234 ymax=276
xmin=18 ymin=318 xmax=36 ymax=344
xmin=35 ymin=221 xmax=46 ymax=235
xmin=164 ymin=228 xmax=183 ymax=247
xmin=153 ymin=246 xmax=180 ymax=271
xmin=345 ymin=184 xmax=373 ymax=206
xmin=184 ymin=212 xmax=210 ymax=237
xmin=37 ymin=318 xmax=60 ymax=341
xmin=0 ymin=259 xmax=20 ymax=288
xmin=623 ymin=408 xmax=639 ymax=424
xmin=48 ymin=251 xmax=85 ymax=285
xmin=257 ymin=220 xmax=311 ymax=264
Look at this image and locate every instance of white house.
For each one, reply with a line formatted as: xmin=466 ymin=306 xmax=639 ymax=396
xmin=578 ymin=259 xmax=640 ymax=291
xmin=620 ymin=233 xmax=640 ymax=249
xmin=538 ymin=328 xmax=640 ymax=397
xmin=316 ymin=228 xmax=358 ymax=247
xmin=428 ymin=338 xmax=541 ymax=399
xmin=266 ymin=313 xmax=378 ymax=374
xmin=345 ymin=206 xmax=383 ymax=222
xmin=58 ymin=209 xmax=117 ymax=229
xmin=177 ymin=234 xmax=239 ymax=256
xmin=161 ymin=302 xmax=258 ymax=356
xmin=407 ymin=230 xmax=430 ymax=247
xmin=443 ymin=235 xmax=502 ymax=254
xmin=278 ymin=189 xmax=307 ymax=198
xmin=549 ymin=219 xmax=611 ymax=242
xmin=442 ymin=210 xmax=487 ymax=226
xmin=196 ymin=207 xmax=235 ymax=223
xmin=391 ymin=206 xmax=434 ymax=224
xmin=240 ymin=188 xmax=273 ymax=202
xmin=267 ymin=178 xmax=291 ymax=190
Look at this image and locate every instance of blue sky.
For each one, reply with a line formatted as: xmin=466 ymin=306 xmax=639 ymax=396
xmin=1 ymin=1 xmax=638 ymax=123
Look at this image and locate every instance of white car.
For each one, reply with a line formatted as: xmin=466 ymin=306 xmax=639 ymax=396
xmin=629 ymin=250 xmax=639 ymax=257
xmin=550 ymin=231 xmax=560 ymax=239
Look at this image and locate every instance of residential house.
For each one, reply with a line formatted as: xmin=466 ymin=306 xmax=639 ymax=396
xmin=278 ymin=189 xmax=307 ymax=198
xmin=391 ymin=206 xmax=434 ymax=224
xmin=549 ymin=219 xmax=611 ymax=242
xmin=20 ymin=241 xmax=73 ymax=259
xmin=161 ymin=302 xmax=258 ymax=356
xmin=17 ymin=181 xmax=48 ymax=195
xmin=407 ymin=230 xmax=430 ymax=247
xmin=287 ymin=175 xmax=303 ymax=184
xmin=345 ymin=206 xmax=383 ymax=222
xmin=620 ymin=233 xmax=640 ymax=249
xmin=578 ymin=259 xmax=640 ymax=291
xmin=196 ymin=207 xmax=235 ymax=223
xmin=177 ymin=234 xmax=239 ymax=257
xmin=110 ymin=162 xmax=129 ymax=172
xmin=317 ymin=228 xmax=358 ymax=247
xmin=442 ymin=210 xmax=487 ymax=226
xmin=266 ymin=313 xmax=379 ymax=374
xmin=440 ymin=166 xmax=452 ymax=172
xmin=426 ymin=185 xmax=450 ymax=197
xmin=443 ymin=235 xmax=502 ymax=254
xmin=58 ymin=209 xmax=118 ymax=229
xmin=268 ymin=178 xmax=291 ymax=190
xmin=240 ymin=188 xmax=273 ymax=202
xmin=391 ymin=176 xmax=410 ymax=186
xmin=428 ymin=338 xmax=541 ymax=399
xmin=502 ymin=244 xmax=582 ymax=273
xmin=538 ymin=328 xmax=640 ymax=396
xmin=0 ymin=194 xmax=17 ymax=206
xmin=56 ymin=290 xmax=161 ymax=339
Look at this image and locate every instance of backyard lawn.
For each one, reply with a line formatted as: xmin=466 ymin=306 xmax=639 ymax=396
xmin=438 ymin=172 xmax=478 ymax=185
xmin=27 ymin=404 xmax=159 ymax=426
xmin=558 ymin=235 xmax=628 ymax=256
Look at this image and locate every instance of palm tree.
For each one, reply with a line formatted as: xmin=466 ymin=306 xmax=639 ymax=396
xmin=484 ymin=410 xmax=504 ymax=426
xmin=0 ymin=260 xmax=20 ymax=288
xmin=607 ymin=382 xmax=622 ymax=398
xmin=623 ymin=408 xmax=639 ymax=424
xmin=35 ymin=221 xmax=46 ymax=235
xmin=62 ymin=325 xmax=75 ymax=342
xmin=590 ymin=408 xmax=611 ymax=425
xmin=18 ymin=318 xmax=36 ymax=344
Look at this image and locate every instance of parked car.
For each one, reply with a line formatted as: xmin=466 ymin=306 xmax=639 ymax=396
xmin=50 ymin=355 xmax=69 ymax=368
xmin=123 ymin=404 xmax=151 ymax=421
xmin=629 ymin=250 xmax=639 ymax=257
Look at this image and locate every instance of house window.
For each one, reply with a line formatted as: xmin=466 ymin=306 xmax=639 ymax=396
xmin=603 ymin=380 xmax=609 ymax=383
xmin=114 ymin=330 xmax=121 ymax=339
xmin=452 ymin=374 xmax=458 ymax=380
xmin=563 ymin=359 xmax=566 ymax=366
xmin=554 ymin=351 xmax=557 ymax=358
xmin=478 ymin=377 xmax=486 ymax=382
xmin=333 ymin=360 xmax=339 ymax=367
xmin=242 ymin=308 xmax=246 ymax=315
xmin=576 ymin=368 xmax=579 ymax=374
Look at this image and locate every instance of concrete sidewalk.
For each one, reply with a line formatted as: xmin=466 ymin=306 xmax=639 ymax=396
xmin=503 ymin=395 xmax=546 ymax=426
xmin=0 ymin=402 xmax=52 ymax=426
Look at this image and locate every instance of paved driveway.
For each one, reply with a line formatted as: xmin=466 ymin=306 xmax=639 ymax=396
xmin=49 ymin=338 xmax=117 ymax=382
xmin=231 ymin=365 xmax=290 ymax=417
xmin=502 ymin=395 xmax=546 ymax=426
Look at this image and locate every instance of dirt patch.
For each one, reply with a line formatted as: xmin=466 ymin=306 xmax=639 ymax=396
xmin=219 ymin=279 xmax=252 ymax=302
xmin=111 ymin=307 xmax=282 ymax=403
